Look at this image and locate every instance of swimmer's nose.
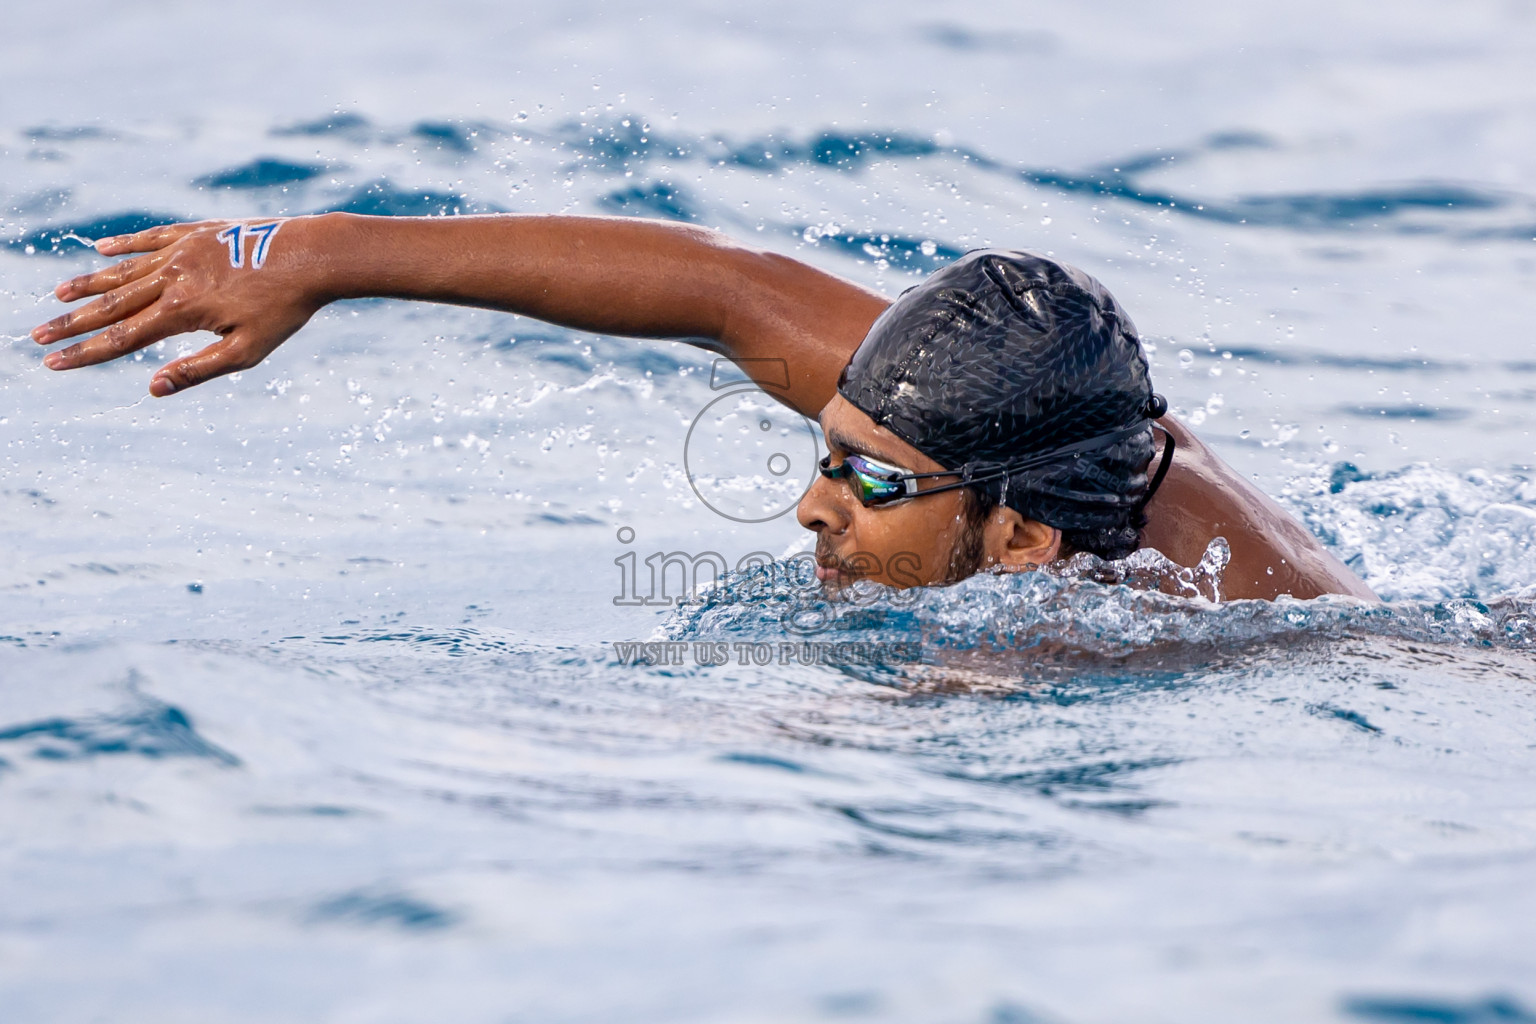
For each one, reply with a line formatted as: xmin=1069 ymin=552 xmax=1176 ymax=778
xmin=796 ymin=469 xmax=851 ymax=537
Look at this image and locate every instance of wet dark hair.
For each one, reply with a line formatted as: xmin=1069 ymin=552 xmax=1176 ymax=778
xmin=838 ymin=248 xmax=1163 ymax=559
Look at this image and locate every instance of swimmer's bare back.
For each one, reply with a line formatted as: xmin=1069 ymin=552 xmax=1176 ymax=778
xmin=30 ymin=213 xmax=1375 ymax=602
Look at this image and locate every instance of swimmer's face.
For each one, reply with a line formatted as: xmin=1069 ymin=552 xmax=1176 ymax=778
xmin=796 ymin=394 xmax=1062 ymax=589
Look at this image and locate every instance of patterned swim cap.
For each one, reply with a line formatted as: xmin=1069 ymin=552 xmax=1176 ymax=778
xmin=837 ymin=249 xmax=1166 ymax=533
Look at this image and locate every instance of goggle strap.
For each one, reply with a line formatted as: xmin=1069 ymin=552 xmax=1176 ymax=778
xmin=1140 ymin=424 xmax=1177 ymax=509
xmin=823 ymin=409 xmax=1174 ymax=508
xmin=958 ymin=420 xmax=1149 ymax=483
xmin=874 ymin=421 xmax=1150 ymax=489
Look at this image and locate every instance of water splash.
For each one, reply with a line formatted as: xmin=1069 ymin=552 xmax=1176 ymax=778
xmin=665 ymin=485 xmax=1536 ymax=685
xmin=1291 ymin=462 xmax=1536 ymax=602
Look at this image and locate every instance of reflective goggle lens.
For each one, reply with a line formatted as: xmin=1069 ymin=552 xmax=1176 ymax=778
xmin=819 ymin=454 xmax=910 ymax=506
xmin=848 ymin=455 xmax=907 ymax=504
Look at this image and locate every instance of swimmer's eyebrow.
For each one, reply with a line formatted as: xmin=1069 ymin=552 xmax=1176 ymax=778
xmin=822 ymin=424 xmax=911 ymax=469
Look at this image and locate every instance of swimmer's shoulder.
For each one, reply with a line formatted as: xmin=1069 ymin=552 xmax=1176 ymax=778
xmin=1143 ymin=418 xmax=1378 ymax=602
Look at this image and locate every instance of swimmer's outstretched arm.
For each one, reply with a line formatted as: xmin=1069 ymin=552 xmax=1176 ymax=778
xmin=31 ymin=213 xmax=889 ymax=415
xmin=33 ymin=213 xmax=1377 ymax=600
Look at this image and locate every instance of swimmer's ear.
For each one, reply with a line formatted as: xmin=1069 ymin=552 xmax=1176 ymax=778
xmin=984 ymin=507 xmax=1060 ymax=571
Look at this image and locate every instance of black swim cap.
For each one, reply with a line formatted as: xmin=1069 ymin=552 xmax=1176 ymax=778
xmin=837 ymin=249 xmax=1165 ymax=535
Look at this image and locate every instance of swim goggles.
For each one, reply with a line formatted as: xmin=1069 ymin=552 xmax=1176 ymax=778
xmin=817 ymin=452 xmax=971 ymax=506
xmin=818 ymin=395 xmax=1176 ymax=510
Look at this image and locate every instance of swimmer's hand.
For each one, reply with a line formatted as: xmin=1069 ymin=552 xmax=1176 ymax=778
xmin=31 ymin=217 xmax=327 ymax=397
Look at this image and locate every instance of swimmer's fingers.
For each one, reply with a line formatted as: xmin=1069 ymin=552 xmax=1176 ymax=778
xmin=94 ymin=220 xmax=211 ymax=257
xmin=33 ymin=274 xmax=164 ymax=345
xmin=149 ymin=331 xmax=272 ymax=397
xmin=42 ymin=303 xmax=182 ymax=372
xmin=52 ymin=250 xmax=168 ymax=302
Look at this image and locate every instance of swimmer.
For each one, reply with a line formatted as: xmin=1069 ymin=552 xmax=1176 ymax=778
xmin=29 ymin=214 xmax=1376 ymax=602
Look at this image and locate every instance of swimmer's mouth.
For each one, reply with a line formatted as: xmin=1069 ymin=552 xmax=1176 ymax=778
xmin=814 ymin=545 xmax=864 ymax=586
